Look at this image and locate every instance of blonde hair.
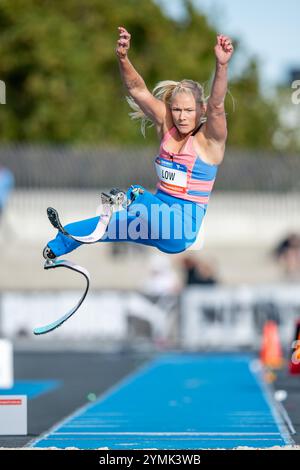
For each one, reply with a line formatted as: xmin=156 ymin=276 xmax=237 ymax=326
xmin=126 ymin=79 xmax=207 ymax=137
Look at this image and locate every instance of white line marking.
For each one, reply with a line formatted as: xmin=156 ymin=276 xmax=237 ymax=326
xmin=53 ymin=432 xmax=281 ymax=436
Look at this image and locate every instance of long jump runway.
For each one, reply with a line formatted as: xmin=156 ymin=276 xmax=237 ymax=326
xmin=30 ymin=353 xmax=294 ymax=449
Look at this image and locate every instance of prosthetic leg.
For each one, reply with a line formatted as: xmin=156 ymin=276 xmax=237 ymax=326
xmin=33 ymin=258 xmax=90 ymax=335
xmin=46 ymin=188 xmax=127 ymax=244
xmin=34 ymin=186 xmax=144 ymax=335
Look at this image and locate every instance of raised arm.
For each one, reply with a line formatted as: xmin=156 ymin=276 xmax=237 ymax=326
xmin=204 ymin=35 xmax=234 ymax=144
xmin=116 ymin=26 xmax=166 ymax=126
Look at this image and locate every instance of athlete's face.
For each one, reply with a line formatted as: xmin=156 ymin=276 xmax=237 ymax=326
xmin=171 ymin=92 xmax=203 ymax=135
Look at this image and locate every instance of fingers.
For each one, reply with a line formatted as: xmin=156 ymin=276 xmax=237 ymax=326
xmin=118 ymin=26 xmax=131 ymax=40
xmin=117 ymin=26 xmax=131 ymax=48
xmin=217 ymin=34 xmax=233 ymax=52
xmin=116 ymin=26 xmax=131 ymax=57
xmin=117 ymin=39 xmax=129 ymax=48
xmin=118 ymin=26 xmax=129 ymax=34
xmin=217 ymin=34 xmax=222 ymax=46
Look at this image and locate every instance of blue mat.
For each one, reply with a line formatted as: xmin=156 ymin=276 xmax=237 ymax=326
xmin=31 ymin=354 xmax=292 ymax=449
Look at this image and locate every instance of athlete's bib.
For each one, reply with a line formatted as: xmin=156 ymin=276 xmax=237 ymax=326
xmin=155 ymin=156 xmax=187 ymax=193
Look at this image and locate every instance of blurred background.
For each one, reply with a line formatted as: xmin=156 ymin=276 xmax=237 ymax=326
xmin=0 ymin=0 xmax=300 ymax=352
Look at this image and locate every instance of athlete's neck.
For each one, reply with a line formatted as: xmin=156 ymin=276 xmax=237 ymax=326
xmin=176 ymin=128 xmax=193 ymax=140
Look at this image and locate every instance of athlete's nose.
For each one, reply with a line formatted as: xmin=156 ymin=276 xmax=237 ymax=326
xmin=179 ymin=110 xmax=188 ymax=120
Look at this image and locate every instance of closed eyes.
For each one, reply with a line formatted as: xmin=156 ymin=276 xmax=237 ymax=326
xmin=172 ymin=108 xmax=195 ymax=112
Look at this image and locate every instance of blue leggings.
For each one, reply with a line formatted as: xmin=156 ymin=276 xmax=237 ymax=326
xmin=47 ymin=186 xmax=206 ymax=256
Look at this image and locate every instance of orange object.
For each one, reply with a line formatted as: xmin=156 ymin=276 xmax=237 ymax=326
xmin=264 ymin=370 xmax=277 ymax=383
xmin=289 ymin=320 xmax=300 ymax=375
xmin=260 ymin=320 xmax=284 ymax=369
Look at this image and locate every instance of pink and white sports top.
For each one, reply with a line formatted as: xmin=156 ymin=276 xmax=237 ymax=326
xmin=155 ymin=126 xmax=218 ymax=206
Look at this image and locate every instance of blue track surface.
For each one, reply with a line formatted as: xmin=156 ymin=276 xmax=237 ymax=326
xmin=0 ymin=380 xmax=60 ymax=399
xmin=31 ymin=354 xmax=292 ymax=449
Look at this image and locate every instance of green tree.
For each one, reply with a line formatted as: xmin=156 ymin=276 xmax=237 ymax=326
xmin=0 ymin=0 xmax=279 ymax=149
xmin=227 ymin=60 xmax=279 ymax=150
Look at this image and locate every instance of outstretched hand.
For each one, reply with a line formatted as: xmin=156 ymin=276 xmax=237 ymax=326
xmin=116 ymin=26 xmax=131 ymax=59
xmin=214 ymin=35 xmax=234 ymax=64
